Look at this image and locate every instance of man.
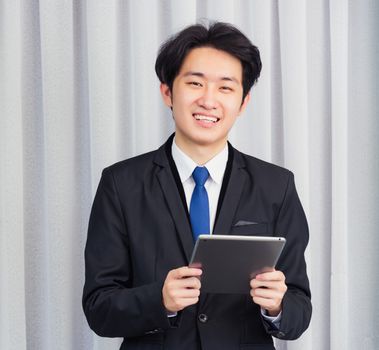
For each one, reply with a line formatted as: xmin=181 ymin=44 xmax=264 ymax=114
xmin=83 ymin=22 xmax=311 ymax=350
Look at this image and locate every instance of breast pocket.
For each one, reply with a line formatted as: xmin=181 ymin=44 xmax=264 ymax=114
xmin=230 ymin=220 xmax=270 ymax=236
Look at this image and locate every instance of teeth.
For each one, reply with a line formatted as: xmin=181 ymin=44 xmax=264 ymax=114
xmin=194 ymin=114 xmax=218 ymax=123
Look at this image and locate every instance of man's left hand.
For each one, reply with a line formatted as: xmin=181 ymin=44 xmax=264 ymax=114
xmin=250 ymin=269 xmax=287 ymax=317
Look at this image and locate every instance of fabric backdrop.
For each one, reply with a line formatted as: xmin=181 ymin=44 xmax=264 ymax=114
xmin=1 ymin=1 xmax=378 ymax=349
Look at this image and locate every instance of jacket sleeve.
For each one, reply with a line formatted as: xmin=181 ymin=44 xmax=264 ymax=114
xmin=82 ymin=168 xmax=171 ymax=338
xmin=264 ymin=171 xmax=312 ymax=340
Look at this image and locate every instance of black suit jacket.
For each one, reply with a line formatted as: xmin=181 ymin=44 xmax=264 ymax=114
xmin=83 ymin=136 xmax=312 ymax=350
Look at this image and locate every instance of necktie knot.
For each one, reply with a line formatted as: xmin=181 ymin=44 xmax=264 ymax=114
xmin=192 ymin=166 xmax=209 ymax=187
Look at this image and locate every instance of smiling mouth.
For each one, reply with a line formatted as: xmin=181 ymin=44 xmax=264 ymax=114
xmin=193 ymin=114 xmax=220 ymax=123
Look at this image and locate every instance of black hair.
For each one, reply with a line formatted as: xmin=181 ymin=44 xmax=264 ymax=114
xmin=155 ymin=21 xmax=262 ymax=101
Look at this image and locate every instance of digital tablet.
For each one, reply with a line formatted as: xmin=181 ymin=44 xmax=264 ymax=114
xmin=189 ymin=235 xmax=286 ymax=294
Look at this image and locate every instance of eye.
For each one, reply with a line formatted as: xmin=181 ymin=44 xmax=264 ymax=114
xmin=220 ymin=86 xmax=233 ymax=92
xmin=187 ymin=81 xmax=203 ymax=87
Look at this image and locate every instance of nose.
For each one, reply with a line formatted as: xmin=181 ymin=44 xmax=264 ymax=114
xmin=197 ymin=86 xmax=219 ymax=110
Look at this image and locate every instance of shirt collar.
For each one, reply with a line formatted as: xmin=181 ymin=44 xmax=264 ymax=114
xmin=171 ymin=137 xmax=228 ymax=185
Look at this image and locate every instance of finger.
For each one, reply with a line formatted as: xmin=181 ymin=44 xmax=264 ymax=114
xmin=251 ymin=279 xmax=287 ymax=291
xmin=168 ymin=288 xmax=201 ymax=299
xmin=255 ymin=270 xmax=285 ymax=282
xmin=251 ymin=296 xmax=281 ymax=311
xmin=166 ymin=277 xmax=201 ymax=292
xmin=165 ymin=295 xmax=200 ymax=312
xmin=251 ymin=287 xmax=284 ymax=300
xmin=175 ymin=297 xmax=200 ymax=308
xmin=170 ymin=267 xmax=202 ymax=279
xmin=175 ymin=277 xmax=201 ymax=290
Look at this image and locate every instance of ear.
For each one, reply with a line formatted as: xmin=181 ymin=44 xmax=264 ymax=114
xmin=160 ymin=83 xmax=173 ymax=107
xmin=238 ymin=93 xmax=251 ymax=116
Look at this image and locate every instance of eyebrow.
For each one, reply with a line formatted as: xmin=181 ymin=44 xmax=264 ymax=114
xmin=182 ymin=71 xmax=240 ymax=84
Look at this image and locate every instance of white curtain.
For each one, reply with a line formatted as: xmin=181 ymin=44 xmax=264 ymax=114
xmin=1 ymin=0 xmax=378 ymax=349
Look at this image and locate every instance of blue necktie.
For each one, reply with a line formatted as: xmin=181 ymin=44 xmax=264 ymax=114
xmin=190 ymin=166 xmax=210 ymax=241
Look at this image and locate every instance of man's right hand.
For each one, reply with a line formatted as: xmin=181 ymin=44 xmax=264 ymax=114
xmin=162 ymin=267 xmax=202 ymax=313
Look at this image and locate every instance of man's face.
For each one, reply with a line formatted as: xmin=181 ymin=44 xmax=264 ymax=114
xmin=160 ymin=47 xmax=250 ymax=152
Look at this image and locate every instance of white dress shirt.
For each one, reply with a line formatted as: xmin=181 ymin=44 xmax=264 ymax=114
xmin=171 ymin=138 xmax=281 ymax=327
xmin=171 ymin=138 xmax=227 ymax=233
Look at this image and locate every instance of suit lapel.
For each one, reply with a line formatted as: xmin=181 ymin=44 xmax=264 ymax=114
xmin=213 ymin=149 xmax=247 ymax=235
xmin=154 ymin=142 xmax=194 ymax=263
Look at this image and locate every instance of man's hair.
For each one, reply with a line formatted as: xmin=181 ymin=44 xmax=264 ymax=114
xmin=155 ymin=22 xmax=262 ymax=100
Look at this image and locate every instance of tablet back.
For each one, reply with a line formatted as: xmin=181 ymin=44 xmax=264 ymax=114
xmin=189 ymin=235 xmax=286 ymax=294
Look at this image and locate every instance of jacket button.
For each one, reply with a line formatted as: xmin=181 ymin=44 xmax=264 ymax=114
xmin=198 ymin=313 xmax=208 ymax=323
xmin=276 ymin=331 xmax=285 ymax=338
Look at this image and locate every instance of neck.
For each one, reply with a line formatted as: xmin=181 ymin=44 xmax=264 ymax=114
xmin=174 ymin=136 xmax=227 ymax=165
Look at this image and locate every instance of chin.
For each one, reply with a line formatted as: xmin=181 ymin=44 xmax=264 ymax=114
xmin=192 ymin=135 xmax=225 ymax=147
